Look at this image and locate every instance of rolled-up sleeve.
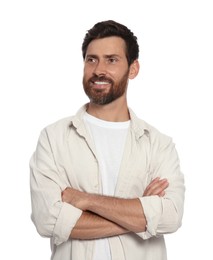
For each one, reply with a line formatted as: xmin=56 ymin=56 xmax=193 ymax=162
xmin=30 ymin=129 xmax=82 ymax=245
xmin=137 ymin=136 xmax=185 ymax=239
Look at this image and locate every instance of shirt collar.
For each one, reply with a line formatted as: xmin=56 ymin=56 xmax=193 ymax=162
xmin=128 ymin=108 xmax=150 ymax=139
xmin=70 ymin=104 xmax=149 ymax=139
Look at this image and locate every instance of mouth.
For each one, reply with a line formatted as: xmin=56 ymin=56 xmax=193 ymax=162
xmin=94 ymin=81 xmax=109 ymax=85
xmin=90 ymin=79 xmax=112 ymax=90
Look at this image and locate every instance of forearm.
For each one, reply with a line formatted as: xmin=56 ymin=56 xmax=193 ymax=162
xmin=85 ymin=195 xmax=147 ymax=233
xmin=63 ymin=189 xmax=146 ymax=233
xmin=62 ymin=179 xmax=168 ymax=236
xmin=70 ymin=211 xmax=129 ymax=240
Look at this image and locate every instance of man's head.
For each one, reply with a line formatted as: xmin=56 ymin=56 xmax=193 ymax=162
xmin=82 ymin=20 xmax=140 ymax=106
xmin=82 ymin=20 xmax=139 ymax=67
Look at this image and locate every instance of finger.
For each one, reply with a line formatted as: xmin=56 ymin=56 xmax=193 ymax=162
xmin=159 ymin=191 xmax=165 ymax=197
xmin=151 ymin=180 xmax=169 ymax=196
xmin=61 ymin=188 xmax=73 ymax=202
xmin=143 ymin=179 xmax=169 ymax=196
xmin=61 ymin=190 xmax=68 ymax=202
xmin=144 ymin=177 xmax=160 ymax=191
xmin=143 ymin=179 xmax=163 ymax=196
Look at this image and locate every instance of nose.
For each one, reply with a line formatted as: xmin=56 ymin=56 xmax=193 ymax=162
xmin=93 ymin=60 xmax=107 ymax=76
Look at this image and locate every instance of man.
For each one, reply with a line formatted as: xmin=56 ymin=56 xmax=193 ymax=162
xmin=30 ymin=20 xmax=185 ymax=260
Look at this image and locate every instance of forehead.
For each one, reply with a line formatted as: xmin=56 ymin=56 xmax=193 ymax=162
xmin=86 ymin=36 xmax=126 ymax=57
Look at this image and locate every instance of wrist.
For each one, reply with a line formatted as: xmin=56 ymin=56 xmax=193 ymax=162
xmin=83 ymin=192 xmax=94 ymax=211
xmin=77 ymin=191 xmax=92 ymax=211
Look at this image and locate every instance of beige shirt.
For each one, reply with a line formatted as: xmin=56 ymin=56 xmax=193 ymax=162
xmin=30 ymin=105 xmax=185 ymax=260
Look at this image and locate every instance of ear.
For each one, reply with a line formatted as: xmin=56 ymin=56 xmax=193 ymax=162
xmin=128 ymin=60 xmax=140 ymax=79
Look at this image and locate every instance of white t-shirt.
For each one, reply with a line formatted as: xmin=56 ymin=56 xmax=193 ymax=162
xmin=84 ymin=112 xmax=130 ymax=260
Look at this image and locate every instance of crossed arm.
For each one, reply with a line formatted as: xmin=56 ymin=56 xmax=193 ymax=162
xmin=62 ymin=178 xmax=169 ymax=240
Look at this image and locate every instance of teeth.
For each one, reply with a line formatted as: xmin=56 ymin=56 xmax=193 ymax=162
xmin=94 ymin=81 xmax=109 ymax=85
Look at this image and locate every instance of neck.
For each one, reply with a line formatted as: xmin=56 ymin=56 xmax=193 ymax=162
xmin=86 ymin=97 xmax=129 ymax=122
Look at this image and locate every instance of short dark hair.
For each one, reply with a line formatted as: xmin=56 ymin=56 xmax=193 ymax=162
xmin=82 ymin=20 xmax=139 ymax=66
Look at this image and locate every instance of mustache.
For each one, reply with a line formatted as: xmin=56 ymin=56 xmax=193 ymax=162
xmin=89 ymin=75 xmax=113 ymax=84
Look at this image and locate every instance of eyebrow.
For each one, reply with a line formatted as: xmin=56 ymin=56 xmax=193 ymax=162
xmin=86 ymin=54 xmax=122 ymax=59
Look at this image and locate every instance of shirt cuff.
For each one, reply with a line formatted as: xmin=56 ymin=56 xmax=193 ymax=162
xmin=53 ymin=202 xmax=82 ymax=245
xmin=137 ymin=196 xmax=162 ymax=239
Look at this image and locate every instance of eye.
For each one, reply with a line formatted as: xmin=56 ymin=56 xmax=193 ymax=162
xmin=85 ymin=57 xmax=97 ymax=64
xmin=107 ymin=57 xmax=118 ymax=64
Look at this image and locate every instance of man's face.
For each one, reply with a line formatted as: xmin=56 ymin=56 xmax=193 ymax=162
xmin=83 ymin=36 xmax=130 ymax=105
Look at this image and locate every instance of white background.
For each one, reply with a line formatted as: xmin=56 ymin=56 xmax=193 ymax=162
xmin=0 ymin=0 xmax=213 ymax=259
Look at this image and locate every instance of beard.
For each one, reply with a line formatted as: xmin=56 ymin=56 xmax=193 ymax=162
xmin=83 ymin=70 xmax=130 ymax=105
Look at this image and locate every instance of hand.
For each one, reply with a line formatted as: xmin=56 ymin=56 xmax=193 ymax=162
xmin=143 ymin=177 xmax=169 ymax=197
xmin=61 ymin=187 xmax=88 ymax=210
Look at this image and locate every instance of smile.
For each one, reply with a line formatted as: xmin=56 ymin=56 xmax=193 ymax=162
xmin=94 ymin=81 xmax=109 ymax=85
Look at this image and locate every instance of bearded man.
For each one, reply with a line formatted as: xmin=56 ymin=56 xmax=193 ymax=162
xmin=30 ymin=20 xmax=185 ymax=260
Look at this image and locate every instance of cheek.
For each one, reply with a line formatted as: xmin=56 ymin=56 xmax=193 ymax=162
xmin=109 ymin=65 xmax=129 ymax=78
xmin=83 ymin=71 xmax=91 ymax=83
xmin=83 ymin=65 xmax=93 ymax=76
xmin=107 ymin=69 xmax=120 ymax=79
